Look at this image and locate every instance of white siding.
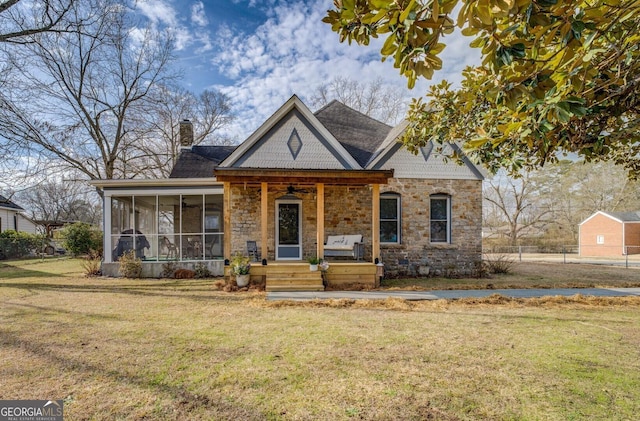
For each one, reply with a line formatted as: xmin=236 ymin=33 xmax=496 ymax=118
xmin=377 ymin=143 xmax=481 ymax=180
xmin=238 ymin=114 xmax=348 ymax=169
xmin=16 ymin=214 xmax=38 ymax=234
xmin=0 ymin=209 xmax=8 ymax=231
xmin=0 ymin=209 xmax=38 ymax=234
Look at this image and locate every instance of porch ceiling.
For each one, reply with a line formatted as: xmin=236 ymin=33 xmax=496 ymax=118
xmin=214 ymin=168 xmax=393 ymax=185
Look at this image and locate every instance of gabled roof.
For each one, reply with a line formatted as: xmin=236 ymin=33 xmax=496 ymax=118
xmin=366 ymin=120 xmax=409 ymax=166
xmin=219 ymin=95 xmax=361 ymax=169
xmin=605 ymin=211 xmax=640 ymax=222
xmin=368 ymin=134 xmax=486 ymax=180
xmin=581 ymin=210 xmax=640 ymax=225
xmin=169 ymin=145 xmax=237 ymax=178
xmin=169 ymin=95 xmax=486 ymax=181
xmin=314 ymin=100 xmax=392 ymax=167
xmin=0 ymin=195 xmax=24 ymax=211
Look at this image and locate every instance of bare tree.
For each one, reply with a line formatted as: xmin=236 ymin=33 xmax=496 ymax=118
xmin=484 ymin=161 xmax=640 ymax=247
xmin=17 ymin=179 xmax=101 ymax=225
xmin=308 ymin=76 xmax=407 ymax=124
xmin=0 ymin=0 xmax=75 ymax=43
xmin=0 ymin=0 xmax=175 ymax=183
xmin=484 ymin=170 xmax=553 ymax=247
xmin=542 ymin=160 xmax=640 ymax=241
xmin=135 ymin=86 xmax=235 ymax=178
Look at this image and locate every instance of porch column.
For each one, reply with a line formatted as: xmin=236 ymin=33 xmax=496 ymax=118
xmin=316 ymin=183 xmax=324 ymax=258
xmin=261 ymin=182 xmax=268 ymax=260
xmin=104 ymin=195 xmax=112 ymax=263
xmin=372 ymin=183 xmax=380 ymax=262
xmin=223 ymin=182 xmax=231 ymax=260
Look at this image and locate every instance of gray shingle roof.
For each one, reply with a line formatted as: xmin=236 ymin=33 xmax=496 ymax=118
xmin=603 ymin=211 xmax=640 ymax=222
xmin=169 ymin=101 xmax=394 ymax=177
xmin=314 ymin=100 xmax=392 ymax=167
xmin=0 ymin=195 xmax=24 ymax=211
xmin=169 ymin=145 xmax=237 ymax=178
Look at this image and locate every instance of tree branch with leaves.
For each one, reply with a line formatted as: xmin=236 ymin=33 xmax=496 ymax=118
xmin=324 ymin=0 xmax=640 ymax=177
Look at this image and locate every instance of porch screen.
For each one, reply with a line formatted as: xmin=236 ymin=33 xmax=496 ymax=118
xmin=109 ymin=193 xmax=223 ymax=262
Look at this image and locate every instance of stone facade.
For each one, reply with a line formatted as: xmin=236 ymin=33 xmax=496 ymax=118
xmin=324 ymin=186 xmax=372 ymax=259
xmin=380 ymin=178 xmax=483 ymax=276
xmin=229 ymin=185 xmax=262 ymax=257
xmin=228 ymin=178 xmax=482 ymax=276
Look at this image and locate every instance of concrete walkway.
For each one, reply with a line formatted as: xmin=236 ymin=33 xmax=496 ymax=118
xmin=267 ymin=287 xmax=640 ymax=301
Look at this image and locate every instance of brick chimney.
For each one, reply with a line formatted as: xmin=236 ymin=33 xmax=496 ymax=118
xmin=179 ymin=119 xmax=193 ymax=149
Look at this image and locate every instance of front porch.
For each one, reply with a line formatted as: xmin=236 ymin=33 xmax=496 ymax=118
xmin=224 ymin=261 xmax=380 ymax=291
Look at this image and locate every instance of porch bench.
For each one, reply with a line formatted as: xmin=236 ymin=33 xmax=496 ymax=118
xmin=324 ymin=235 xmax=363 ymax=261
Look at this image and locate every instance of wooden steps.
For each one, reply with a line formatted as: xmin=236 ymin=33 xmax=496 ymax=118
xmin=324 ymin=263 xmax=378 ymax=287
xmin=266 ymin=265 xmax=324 ymax=292
xmin=225 ymin=261 xmax=378 ymax=291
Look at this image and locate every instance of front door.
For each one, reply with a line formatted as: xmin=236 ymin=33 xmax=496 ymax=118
xmin=276 ymin=200 xmax=302 ymax=260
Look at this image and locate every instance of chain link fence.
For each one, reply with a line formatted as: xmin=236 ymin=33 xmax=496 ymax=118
xmin=483 ymin=245 xmax=640 ymax=268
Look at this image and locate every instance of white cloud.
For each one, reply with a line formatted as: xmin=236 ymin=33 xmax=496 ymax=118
xmin=191 ymin=2 xmax=208 ymax=27
xmin=134 ymin=0 xmax=214 ymax=52
xmin=135 ymin=0 xmax=177 ymax=26
xmin=198 ymin=1 xmax=480 ymax=141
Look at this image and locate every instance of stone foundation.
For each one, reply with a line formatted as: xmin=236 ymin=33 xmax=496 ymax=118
xmin=101 ymin=260 xmax=225 ymax=278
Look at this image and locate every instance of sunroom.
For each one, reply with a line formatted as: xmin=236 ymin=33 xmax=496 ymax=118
xmin=92 ymin=179 xmax=226 ymax=277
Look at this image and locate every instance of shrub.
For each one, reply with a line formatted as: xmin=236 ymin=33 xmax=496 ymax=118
xmin=118 ymin=250 xmax=142 ymax=278
xmin=194 ymin=262 xmax=212 ymax=278
xmin=81 ymin=250 xmax=102 ymax=276
xmin=0 ymin=230 xmax=45 ymax=259
xmin=484 ymin=254 xmax=515 ymax=274
xmin=175 ymin=269 xmax=195 ymax=279
xmin=471 ymin=260 xmax=490 ymax=278
xmin=161 ymin=261 xmax=178 ymax=278
xmin=61 ymin=222 xmax=102 ymax=256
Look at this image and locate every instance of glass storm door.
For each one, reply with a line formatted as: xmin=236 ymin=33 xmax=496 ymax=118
xmin=276 ymin=200 xmax=302 ymax=260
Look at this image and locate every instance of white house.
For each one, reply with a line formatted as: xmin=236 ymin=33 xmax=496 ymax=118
xmin=0 ymin=195 xmax=39 ymax=234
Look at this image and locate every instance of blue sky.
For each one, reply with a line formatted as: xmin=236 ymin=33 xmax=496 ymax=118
xmin=135 ymin=0 xmax=481 ymax=141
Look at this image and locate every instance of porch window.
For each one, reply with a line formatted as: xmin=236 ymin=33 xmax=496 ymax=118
xmin=430 ymin=194 xmax=451 ymax=243
xmin=380 ymin=193 xmax=401 ymax=244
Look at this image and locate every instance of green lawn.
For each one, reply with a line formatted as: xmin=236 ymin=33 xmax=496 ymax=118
xmin=1 ymin=258 xmax=639 ymax=420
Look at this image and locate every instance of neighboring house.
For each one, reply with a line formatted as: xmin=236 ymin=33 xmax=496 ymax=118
xmin=92 ymin=96 xmax=486 ymax=289
xmin=0 ymin=195 xmax=39 ymax=234
xmin=579 ymin=211 xmax=640 ymax=256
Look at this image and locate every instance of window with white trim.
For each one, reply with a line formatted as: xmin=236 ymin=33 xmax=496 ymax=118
xmin=596 ymin=235 xmax=604 ymax=244
xmin=430 ymin=195 xmax=451 ymax=243
xmin=380 ymin=193 xmax=401 ymax=244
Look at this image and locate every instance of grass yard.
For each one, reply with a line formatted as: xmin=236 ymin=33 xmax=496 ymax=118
xmin=382 ymin=259 xmax=640 ymax=290
xmin=1 ymin=258 xmax=640 ymax=420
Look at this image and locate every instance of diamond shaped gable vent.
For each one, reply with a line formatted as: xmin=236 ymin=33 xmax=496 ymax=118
xmin=420 ymin=143 xmax=433 ymax=161
xmin=287 ymin=128 xmax=302 ymax=159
